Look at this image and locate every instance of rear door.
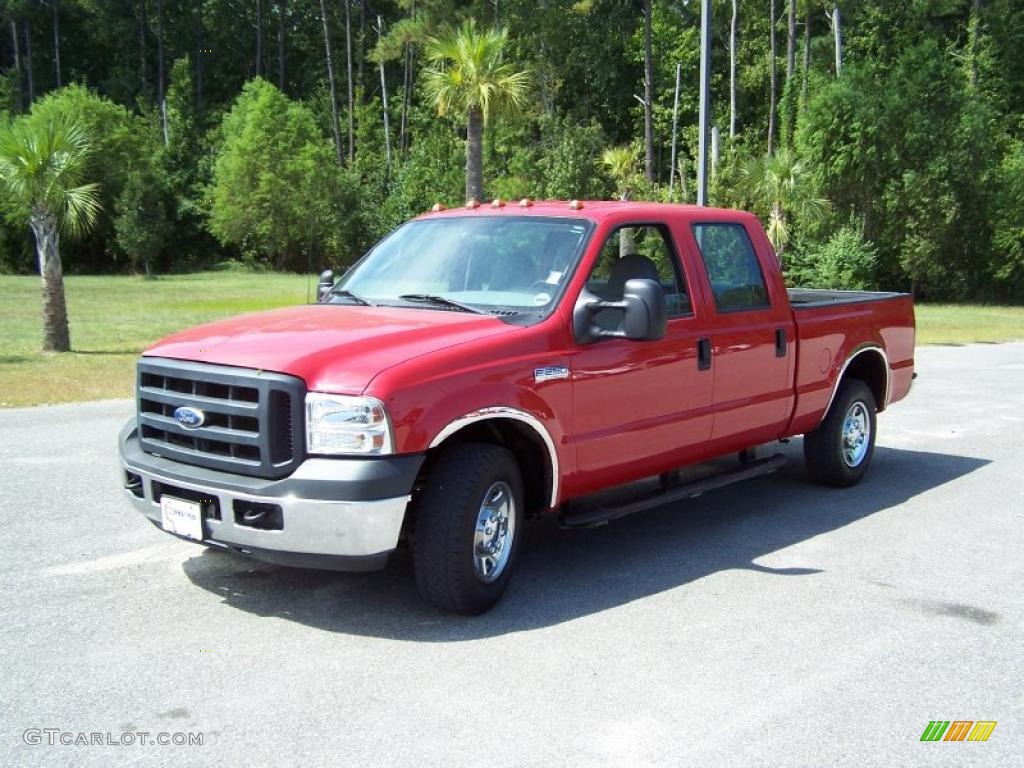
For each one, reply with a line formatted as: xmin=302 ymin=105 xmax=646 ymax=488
xmin=570 ymin=219 xmax=714 ymax=492
xmin=683 ymin=219 xmax=795 ymax=448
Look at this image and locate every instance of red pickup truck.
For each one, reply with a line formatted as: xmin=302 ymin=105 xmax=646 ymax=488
xmin=119 ymin=201 xmax=915 ymax=613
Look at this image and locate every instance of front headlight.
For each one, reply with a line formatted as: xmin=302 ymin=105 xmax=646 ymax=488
xmin=305 ymin=393 xmax=393 ymax=455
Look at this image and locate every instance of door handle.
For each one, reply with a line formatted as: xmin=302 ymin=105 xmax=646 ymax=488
xmin=775 ymin=328 xmax=787 ymax=357
xmin=697 ymin=338 xmax=712 ymax=371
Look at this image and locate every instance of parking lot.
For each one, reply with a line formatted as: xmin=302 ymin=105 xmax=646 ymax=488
xmin=1 ymin=342 xmax=1021 ymax=767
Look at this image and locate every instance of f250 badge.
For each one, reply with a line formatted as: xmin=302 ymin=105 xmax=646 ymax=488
xmin=173 ymin=406 xmax=206 ymax=429
xmin=534 ymin=366 xmax=570 ymax=383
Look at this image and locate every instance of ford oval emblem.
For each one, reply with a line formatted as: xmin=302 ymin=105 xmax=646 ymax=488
xmin=174 ymin=406 xmax=206 ymax=429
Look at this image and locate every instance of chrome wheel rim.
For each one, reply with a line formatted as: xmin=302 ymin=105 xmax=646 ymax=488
xmin=842 ymin=401 xmax=871 ymax=467
xmin=473 ymin=481 xmax=516 ymax=583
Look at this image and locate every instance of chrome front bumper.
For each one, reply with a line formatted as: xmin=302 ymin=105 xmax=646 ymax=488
xmin=118 ymin=422 xmax=419 ymax=571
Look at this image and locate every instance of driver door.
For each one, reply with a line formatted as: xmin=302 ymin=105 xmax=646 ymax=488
xmin=569 ymin=222 xmax=714 ymax=495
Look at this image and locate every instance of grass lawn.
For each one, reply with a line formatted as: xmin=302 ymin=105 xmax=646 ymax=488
xmin=1 ymin=272 xmax=1022 ymax=407
xmin=0 ymin=272 xmax=309 ymax=407
xmin=913 ymin=304 xmax=1024 ymax=345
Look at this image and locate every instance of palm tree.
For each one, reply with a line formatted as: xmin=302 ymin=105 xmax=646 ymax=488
xmin=423 ymin=20 xmax=528 ymax=202
xmin=741 ymin=147 xmax=827 ymax=258
xmin=0 ymin=120 xmax=100 ymax=352
xmin=601 ymin=145 xmax=640 ymax=201
xmin=601 ymin=145 xmax=640 ymax=256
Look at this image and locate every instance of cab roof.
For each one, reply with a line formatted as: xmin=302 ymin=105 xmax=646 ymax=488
xmin=414 ymin=200 xmax=757 ymax=225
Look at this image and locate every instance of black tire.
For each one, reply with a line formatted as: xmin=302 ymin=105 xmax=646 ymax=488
xmin=803 ymin=378 xmax=877 ymax=488
xmin=412 ymin=443 xmax=524 ymax=614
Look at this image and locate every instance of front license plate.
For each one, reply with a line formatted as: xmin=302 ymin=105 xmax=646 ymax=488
xmin=160 ymin=496 xmax=204 ymax=541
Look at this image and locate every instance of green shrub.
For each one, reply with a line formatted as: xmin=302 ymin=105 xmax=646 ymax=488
xmin=790 ymin=226 xmax=878 ymax=290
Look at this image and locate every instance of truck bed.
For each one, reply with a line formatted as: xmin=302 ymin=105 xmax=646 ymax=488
xmin=787 ymin=288 xmax=909 ymax=308
xmin=785 ymin=288 xmax=916 ymax=436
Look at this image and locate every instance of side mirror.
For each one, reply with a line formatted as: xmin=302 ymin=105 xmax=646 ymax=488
xmin=573 ymin=278 xmax=668 ymax=344
xmin=316 ymin=269 xmax=335 ymax=302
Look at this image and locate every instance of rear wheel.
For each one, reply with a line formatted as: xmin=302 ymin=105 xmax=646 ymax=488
xmin=803 ymin=379 xmax=877 ymax=487
xmin=412 ymin=443 xmax=524 ymax=614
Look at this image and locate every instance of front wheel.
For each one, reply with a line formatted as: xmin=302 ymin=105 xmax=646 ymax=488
xmin=412 ymin=443 xmax=524 ymax=614
xmin=803 ymin=379 xmax=877 ymax=487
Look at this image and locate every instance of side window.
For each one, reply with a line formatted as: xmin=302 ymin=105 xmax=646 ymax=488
xmin=585 ymin=225 xmax=691 ymax=324
xmin=692 ymin=223 xmax=770 ymax=311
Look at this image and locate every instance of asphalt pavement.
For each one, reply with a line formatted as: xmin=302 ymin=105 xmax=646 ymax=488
xmin=1 ymin=342 xmax=1022 ymax=767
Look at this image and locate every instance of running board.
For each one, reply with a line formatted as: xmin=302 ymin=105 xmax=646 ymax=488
xmin=558 ymin=454 xmax=788 ymax=529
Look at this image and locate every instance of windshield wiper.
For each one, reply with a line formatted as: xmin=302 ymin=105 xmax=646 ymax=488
xmin=397 ymin=293 xmax=486 ymax=314
xmin=326 ymin=287 xmax=375 ymax=306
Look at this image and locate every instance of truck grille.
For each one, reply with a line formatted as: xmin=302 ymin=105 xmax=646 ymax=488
xmin=136 ymin=358 xmax=305 ymax=479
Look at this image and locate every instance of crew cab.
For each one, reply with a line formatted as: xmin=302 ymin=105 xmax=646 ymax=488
xmin=118 ymin=201 xmax=915 ymax=614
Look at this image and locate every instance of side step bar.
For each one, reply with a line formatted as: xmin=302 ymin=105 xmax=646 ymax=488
xmin=558 ymin=454 xmax=788 ymax=529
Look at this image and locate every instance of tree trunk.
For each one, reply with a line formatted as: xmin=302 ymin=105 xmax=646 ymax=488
xmin=11 ymin=20 xmax=22 ymax=111
xmin=768 ymin=0 xmax=777 ymax=155
xmin=400 ymin=43 xmax=412 ymax=154
xmin=277 ymin=0 xmax=286 ymax=91
xmin=194 ymin=0 xmax=203 ymax=105
xmin=139 ymin=1 xmax=147 ymax=95
xmin=52 ymin=0 xmax=61 ymax=88
xmin=255 ymin=0 xmax=263 ymax=77
xmin=729 ymin=0 xmax=738 ymax=138
xmin=358 ymin=0 xmax=365 ymax=92
xmin=830 ymin=4 xmax=842 ymax=76
xmin=711 ymin=125 xmax=720 ymax=175
xmin=785 ymin=0 xmax=795 ymax=83
xmin=24 ymin=19 xmax=34 ymax=104
xmin=669 ymin=61 xmax=681 ymax=200
xmin=802 ymin=4 xmax=810 ymax=98
xmin=31 ymin=213 xmax=71 ymax=353
xmin=378 ymin=68 xmax=392 ymax=171
xmin=344 ymin=0 xmax=354 ymax=161
xmin=619 ymin=225 xmax=636 ymax=257
xmin=771 ymin=200 xmax=784 ymax=258
xmin=969 ymin=0 xmax=984 ymax=86
xmin=465 ymin=105 xmax=483 ymax=202
xmin=319 ymin=0 xmax=343 ymax=165
xmin=156 ymin=0 xmax=168 ymax=146
xmin=400 ymin=4 xmax=415 ymax=156
xmin=642 ymin=0 xmax=655 ymax=183
xmin=377 ymin=16 xmax=392 ymax=175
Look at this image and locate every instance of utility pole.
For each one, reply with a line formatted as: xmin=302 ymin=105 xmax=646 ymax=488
xmin=697 ymin=0 xmax=711 ymax=206
xmin=668 ymin=62 xmax=681 ymax=201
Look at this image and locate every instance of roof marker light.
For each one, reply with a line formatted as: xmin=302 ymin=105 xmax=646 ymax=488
xmin=491 ymin=198 xmax=505 ymax=208
xmin=519 ymin=198 xmax=533 ymax=207
xmin=568 ymin=199 xmax=583 ymax=210
xmin=430 ymin=203 xmax=447 ymax=212
xmin=466 ymin=198 xmax=481 ymax=209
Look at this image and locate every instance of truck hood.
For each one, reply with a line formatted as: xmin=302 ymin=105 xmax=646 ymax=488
xmin=143 ymin=304 xmax=518 ymax=393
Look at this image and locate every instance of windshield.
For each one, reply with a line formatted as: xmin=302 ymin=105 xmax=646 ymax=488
xmin=333 ymin=216 xmax=593 ymax=315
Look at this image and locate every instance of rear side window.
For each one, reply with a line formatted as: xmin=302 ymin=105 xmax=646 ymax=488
xmin=692 ymin=223 xmax=770 ymax=311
